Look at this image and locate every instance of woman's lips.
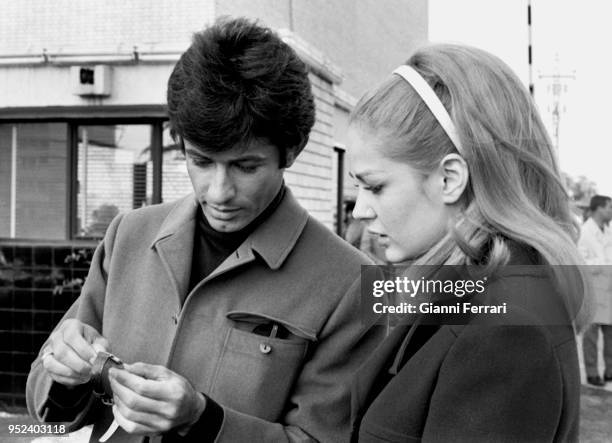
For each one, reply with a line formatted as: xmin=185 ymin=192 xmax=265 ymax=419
xmin=377 ymin=237 xmax=390 ymax=248
xmin=369 ymin=231 xmax=390 ymax=247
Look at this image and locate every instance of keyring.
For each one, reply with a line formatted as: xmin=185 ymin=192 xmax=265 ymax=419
xmin=91 ymin=351 xmax=124 ymax=405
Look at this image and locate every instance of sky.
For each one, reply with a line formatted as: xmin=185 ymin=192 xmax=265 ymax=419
xmin=429 ymin=0 xmax=612 ymax=195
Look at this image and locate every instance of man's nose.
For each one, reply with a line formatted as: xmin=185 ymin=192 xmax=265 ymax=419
xmin=352 ymin=194 xmax=375 ymax=220
xmin=206 ymin=166 xmax=236 ymax=204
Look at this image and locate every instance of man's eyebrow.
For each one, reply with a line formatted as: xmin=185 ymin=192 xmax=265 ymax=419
xmin=232 ymin=154 xmax=267 ymax=162
xmin=184 ymin=147 xmax=206 ymax=157
xmin=184 ymin=149 xmax=267 ymax=162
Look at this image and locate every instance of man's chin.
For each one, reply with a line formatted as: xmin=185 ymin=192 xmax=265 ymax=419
xmin=206 ymin=217 xmax=249 ymax=233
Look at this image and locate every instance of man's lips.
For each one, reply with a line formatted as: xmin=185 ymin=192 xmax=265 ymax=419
xmin=205 ymin=204 xmax=241 ymax=220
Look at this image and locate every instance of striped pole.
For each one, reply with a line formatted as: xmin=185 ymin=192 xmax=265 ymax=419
xmin=528 ymin=0 xmax=534 ymax=96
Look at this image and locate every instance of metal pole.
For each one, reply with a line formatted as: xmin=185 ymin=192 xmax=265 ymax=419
xmin=10 ymin=125 xmax=17 ymax=238
xmin=152 ymin=122 xmax=163 ymax=204
xmin=81 ymin=128 xmax=88 ymax=233
xmin=334 ymin=146 xmax=345 ymax=236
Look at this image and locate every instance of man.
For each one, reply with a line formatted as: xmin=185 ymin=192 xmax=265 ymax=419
xmin=578 ymin=194 xmax=612 ymax=387
xmin=27 ymin=18 xmax=383 ymax=442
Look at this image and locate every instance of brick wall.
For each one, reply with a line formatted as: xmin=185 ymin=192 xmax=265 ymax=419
xmin=285 ymin=73 xmax=336 ymax=226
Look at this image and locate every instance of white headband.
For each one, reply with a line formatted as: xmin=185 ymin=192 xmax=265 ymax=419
xmin=392 ymin=65 xmax=464 ymax=154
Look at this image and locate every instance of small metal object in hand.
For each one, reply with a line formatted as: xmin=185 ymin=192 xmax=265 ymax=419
xmin=91 ymin=351 xmax=124 ymax=406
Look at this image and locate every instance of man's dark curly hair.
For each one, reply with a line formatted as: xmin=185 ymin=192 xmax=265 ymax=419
xmin=167 ymin=17 xmax=315 ymax=167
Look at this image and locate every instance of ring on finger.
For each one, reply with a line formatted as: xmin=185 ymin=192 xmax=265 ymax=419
xmin=42 ymin=347 xmax=54 ymax=361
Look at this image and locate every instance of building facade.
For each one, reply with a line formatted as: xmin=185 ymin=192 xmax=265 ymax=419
xmin=0 ymin=0 xmax=427 ymax=407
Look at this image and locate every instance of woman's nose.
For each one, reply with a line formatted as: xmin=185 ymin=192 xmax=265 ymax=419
xmin=352 ymin=195 xmax=375 ymax=220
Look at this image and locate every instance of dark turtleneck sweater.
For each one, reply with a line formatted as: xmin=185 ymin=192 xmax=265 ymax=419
xmin=187 ymin=184 xmax=286 ymax=297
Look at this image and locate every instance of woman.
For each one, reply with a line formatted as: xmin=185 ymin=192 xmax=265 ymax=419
xmin=348 ymin=44 xmax=589 ymax=442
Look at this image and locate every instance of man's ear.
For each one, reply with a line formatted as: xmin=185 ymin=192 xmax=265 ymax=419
xmin=439 ymin=153 xmax=469 ymax=204
xmin=284 ymin=150 xmax=297 ymax=169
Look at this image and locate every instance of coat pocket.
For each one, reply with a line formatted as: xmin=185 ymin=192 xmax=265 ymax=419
xmin=209 ymin=313 xmax=311 ymax=421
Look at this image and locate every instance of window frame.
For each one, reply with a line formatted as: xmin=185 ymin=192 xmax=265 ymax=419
xmin=0 ymin=113 xmax=167 ymax=243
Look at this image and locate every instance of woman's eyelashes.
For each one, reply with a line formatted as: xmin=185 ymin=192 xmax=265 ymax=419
xmin=364 ymin=184 xmax=383 ymax=194
xmin=354 ymin=182 xmax=384 ymax=195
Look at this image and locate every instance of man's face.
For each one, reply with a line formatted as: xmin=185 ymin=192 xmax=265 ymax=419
xmin=184 ymin=139 xmax=286 ymax=232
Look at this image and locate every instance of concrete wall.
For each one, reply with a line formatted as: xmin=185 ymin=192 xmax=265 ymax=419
xmin=0 ymin=0 xmax=213 ymax=54
xmin=215 ymin=0 xmax=429 ymax=98
xmin=0 ymin=0 xmax=213 ymax=107
xmin=0 ymin=64 xmax=175 ymax=108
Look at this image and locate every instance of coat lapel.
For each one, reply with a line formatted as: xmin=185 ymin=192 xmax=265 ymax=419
xmin=150 ymin=195 xmax=198 ymax=304
xmin=350 ymin=322 xmax=416 ymax=423
xmin=201 ymin=241 xmax=256 ymax=284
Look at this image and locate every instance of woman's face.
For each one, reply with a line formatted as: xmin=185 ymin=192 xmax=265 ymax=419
xmin=347 ymin=125 xmax=454 ymax=263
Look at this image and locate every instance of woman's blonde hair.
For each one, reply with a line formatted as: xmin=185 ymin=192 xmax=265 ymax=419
xmin=351 ymin=44 xmax=590 ymax=328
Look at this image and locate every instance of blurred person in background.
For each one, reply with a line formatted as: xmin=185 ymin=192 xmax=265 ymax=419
xmin=578 ymin=194 xmax=612 ymax=387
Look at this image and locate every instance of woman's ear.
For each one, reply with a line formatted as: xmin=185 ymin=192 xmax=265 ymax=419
xmin=439 ymin=153 xmax=469 ymax=204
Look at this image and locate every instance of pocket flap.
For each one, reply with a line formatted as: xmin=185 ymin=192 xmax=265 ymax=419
xmin=226 ymin=310 xmax=317 ymax=341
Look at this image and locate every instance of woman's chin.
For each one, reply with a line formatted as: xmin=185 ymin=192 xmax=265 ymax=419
xmin=383 ymin=245 xmax=413 ymax=264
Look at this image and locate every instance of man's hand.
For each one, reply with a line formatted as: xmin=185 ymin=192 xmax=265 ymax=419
xmin=108 ymin=363 xmax=207 ymax=435
xmin=41 ymin=319 xmax=110 ymax=387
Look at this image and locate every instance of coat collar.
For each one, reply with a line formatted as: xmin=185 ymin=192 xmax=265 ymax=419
xmin=150 ymin=194 xmax=199 ymax=247
xmin=150 ymin=186 xmax=308 ymax=265
xmin=248 ymin=186 xmax=309 ymax=270
xmin=148 ymin=187 xmax=309 ymax=302
xmin=350 ymin=322 xmax=415 ymax=431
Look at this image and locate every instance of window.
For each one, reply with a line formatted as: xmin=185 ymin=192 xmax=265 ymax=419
xmin=161 ymin=123 xmax=192 ymax=202
xmin=0 ymin=123 xmax=68 ymax=240
xmin=0 ymin=119 xmax=191 ymax=241
xmin=75 ymin=124 xmax=153 ymax=238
